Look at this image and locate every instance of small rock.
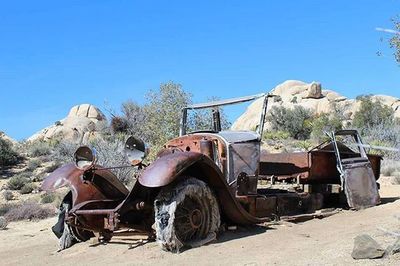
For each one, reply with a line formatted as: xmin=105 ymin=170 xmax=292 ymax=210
xmin=351 ymin=234 xmax=385 ymax=259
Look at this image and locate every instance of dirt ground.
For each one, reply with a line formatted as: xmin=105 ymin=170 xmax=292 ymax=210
xmin=1 ymin=185 xmax=400 ymax=266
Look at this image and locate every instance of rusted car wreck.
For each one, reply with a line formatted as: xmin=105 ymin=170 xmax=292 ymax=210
xmin=41 ymin=93 xmax=381 ymax=252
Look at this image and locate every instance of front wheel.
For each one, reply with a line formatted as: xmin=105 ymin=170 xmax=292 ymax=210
xmin=52 ymin=193 xmax=94 ymax=250
xmin=154 ymin=178 xmax=221 ymax=253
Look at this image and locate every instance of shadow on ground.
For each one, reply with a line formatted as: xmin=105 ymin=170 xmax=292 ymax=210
xmin=380 ymin=197 xmax=400 ymax=204
xmin=216 ymin=225 xmax=271 ymax=244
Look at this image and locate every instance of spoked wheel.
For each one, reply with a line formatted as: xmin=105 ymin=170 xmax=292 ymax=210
xmin=154 ymin=177 xmax=220 ymax=253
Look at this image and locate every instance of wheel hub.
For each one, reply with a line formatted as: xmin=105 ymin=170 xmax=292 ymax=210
xmin=189 ymin=209 xmax=203 ymax=229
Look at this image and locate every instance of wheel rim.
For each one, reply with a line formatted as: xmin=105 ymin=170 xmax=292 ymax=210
xmin=174 ymin=196 xmax=208 ymax=242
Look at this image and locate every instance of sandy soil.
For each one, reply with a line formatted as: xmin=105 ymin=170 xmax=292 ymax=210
xmin=1 ymin=185 xmax=400 ymax=266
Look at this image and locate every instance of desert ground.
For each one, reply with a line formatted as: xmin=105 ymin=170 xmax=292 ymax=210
xmin=0 ymin=185 xmax=399 ymax=266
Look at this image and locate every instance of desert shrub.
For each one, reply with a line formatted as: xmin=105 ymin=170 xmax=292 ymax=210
xmin=40 ymin=192 xmax=57 ymax=204
xmin=360 ymin=123 xmax=400 ymax=161
xmin=2 ymin=190 xmax=14 ymax=201
xmin=27 ymin=140 xmax=53 ymax=157
xmin=111 ymin=116 xmax=130 ymax=134
xmin=0 ymin=216 xmax=7 ymax=230
xmin=353 ymin=95 xmax=394 ymax=129
xmin=262 ymin=131 xmax=290 ymax=141
xmin=0 ymin=138 xmax=19 ymax=166
xmin=52 ymin=135 xmax=135 ymax=186
xmin=295 ymin=140 xmax=313 ymax=151
xmin=87 ymin=134 xmax=136 ymax=186
xmin=267 ymin=106 xmax=313 ymax=140
xmin=26 ymin=158 xmax=42 ymax=172
xmin=7 ymin=173 xmax=31 ymax=190
xmin=43 ymin=162 xmax=61 ymax=173
xmin=0 ymin=204 xmax=15 ymax=216
xmin=52 ymin=140 xmax=77 ymax=164
xmin=20 ymin=183 xmax=37 ymax=194
xmin=381 ymin=160 xmax=400 ymax=176
xmin=4 ymin=201 xmax=55 ymax=221
xmin=310 ymin=113 xmax=343 ymax=142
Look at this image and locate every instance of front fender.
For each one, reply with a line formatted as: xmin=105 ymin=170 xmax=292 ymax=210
xmin=41 ymin=163 xmax=128 ymax=205
xmin=138 ymin=151 xmax=269 ymax=225
xmin=41 ymin=163 xmax=83 ymax=191
xmin=139 ymin=151 xmax=203 ymax=187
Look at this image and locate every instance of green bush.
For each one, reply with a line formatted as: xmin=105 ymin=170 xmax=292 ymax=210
xmin=7 ymin=173 xmax=30 ymax=190
xmin=0 ymin=138 xmax=19 ymax=166
xmin=27 ymin=141 xmax=52 ymax=157
xmin=262 ymin=130 xmax=290 ymax=141
xmin=40 ymin=192 xmax=57 ymax=204
xmin=20 ymin=183 xmax=37 ymax=194
xmin=310 ymin=113 xmax=343 ymax=142
xmin=353 ymin=96 xmax=394 ymax=129
xmin=295 ymin=140 xmax=313 ymax=151
xmin=26 ymin=158 xmax=42 ymax=172
xmin=267 ymin=106 xmax=313 ymax=140
xmin=44 ymin=162 xmax=61 ymax=173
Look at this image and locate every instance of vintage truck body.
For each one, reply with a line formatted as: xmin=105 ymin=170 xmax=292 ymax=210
xmin=41 ymin=93 xmax=381 ymax=252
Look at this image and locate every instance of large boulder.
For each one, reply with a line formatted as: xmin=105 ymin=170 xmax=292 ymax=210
xmin=28 ymin=104 xmax=106 ymax=143
xmin=232 ymin=80 xmax=400 ymax=131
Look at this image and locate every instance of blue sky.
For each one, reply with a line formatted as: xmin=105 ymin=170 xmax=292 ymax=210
xmin=0 ymin=1 xmax=399 ymax=140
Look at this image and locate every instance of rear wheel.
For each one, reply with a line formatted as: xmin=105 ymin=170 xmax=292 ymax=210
xmin=154 ymin=178 xmax=220 ymax=252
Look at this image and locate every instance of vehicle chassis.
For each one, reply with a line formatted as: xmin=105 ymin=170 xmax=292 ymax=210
xmin=41 ymin=93 xmax=381 ymax=251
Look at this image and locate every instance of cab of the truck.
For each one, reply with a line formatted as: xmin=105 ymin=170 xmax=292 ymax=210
xmin=165 ymin=93 xmax=272 ymax=194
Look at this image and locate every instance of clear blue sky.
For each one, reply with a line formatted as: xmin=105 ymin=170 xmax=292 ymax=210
xmin=1 ymin=1 xmax=399 ymax=140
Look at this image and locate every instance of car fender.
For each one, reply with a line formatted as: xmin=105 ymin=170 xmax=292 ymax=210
xmin=41 ymin=163 xmax=128 ymax=205
xmin=139 ymin=151 xmax=269 ymax=225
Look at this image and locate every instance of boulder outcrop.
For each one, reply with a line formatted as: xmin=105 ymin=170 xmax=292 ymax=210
xmin=232 ymin=80 xmax=400 ymax=131
xmin=28 ymin=104 xmax=106 ymax=143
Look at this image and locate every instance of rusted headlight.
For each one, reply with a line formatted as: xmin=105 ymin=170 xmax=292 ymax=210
xmin=74 ymin=146 xmax=97 ymax=170
xmin=124 ymin=136 xmax=148 ymax=166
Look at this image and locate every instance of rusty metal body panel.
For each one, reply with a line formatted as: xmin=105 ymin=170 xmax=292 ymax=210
xmin=259 ymin=147 xmax=381 ymax=185
xmin=42 ymin=163 xmax=128 ymax=205
xmin=330 ymin=130 xmax=380 ymax=209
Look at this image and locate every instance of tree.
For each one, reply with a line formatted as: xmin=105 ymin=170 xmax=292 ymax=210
xmin=267 ymin=106 xmax=313 ymax=140
xmin=113 ymin=82 xmax=231 ymax=161
xmin=389 ymin=17 xmax=400 ymax=63
xmin=352 ymin=95 xmax=394 ymax=129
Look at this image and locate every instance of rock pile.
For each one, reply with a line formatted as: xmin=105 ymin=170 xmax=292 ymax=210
xmin=232 ymin=80 xmax=400 ymax=131
xmin=28 ymin=104 xmax=106 ymax=143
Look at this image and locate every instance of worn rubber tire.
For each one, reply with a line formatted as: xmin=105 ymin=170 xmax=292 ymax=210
xmin=53 ymin=197 xmax=94 ymax=250
xmin=154 ymin=177 xmax=220 ymax=253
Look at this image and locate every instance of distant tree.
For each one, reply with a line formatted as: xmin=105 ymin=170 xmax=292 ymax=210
xmin=113 ymin=82 xmax=231 ymax=160
xmin=267 ymin=106 xmax=313 ymax=140
xmin=310 ymin=113 xmax=343 ymax=142
xmin=389 ymin=17 xmax=400 ymax=63
xmin=352 ymin=95 xmax=394 ymax=129
xmin=143 ymin=82 xmax=192 ymax=156
xmin=186 ymin=96 xmax=231 ymax=132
